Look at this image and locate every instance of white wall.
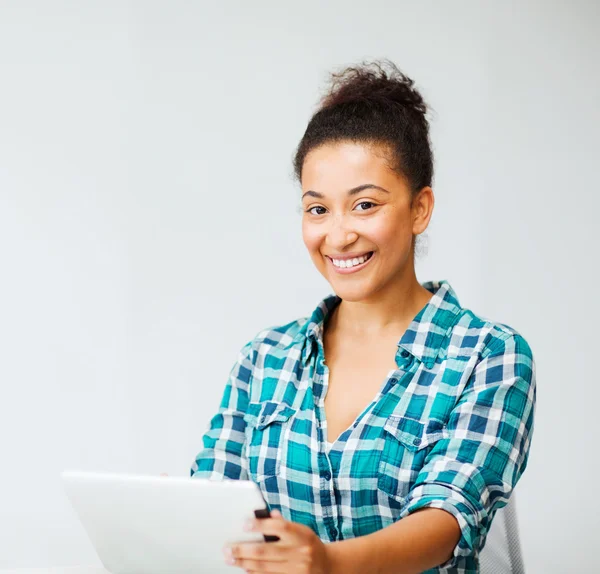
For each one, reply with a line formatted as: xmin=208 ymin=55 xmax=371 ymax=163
xmin=0 ymin=1 xmax=597 ymax=571
xmin=480 ymin=3 xmax=600 ymax=571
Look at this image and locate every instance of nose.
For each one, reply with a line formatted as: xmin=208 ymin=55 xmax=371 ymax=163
xmin=325 ymin=212 xmax=358 ymax=249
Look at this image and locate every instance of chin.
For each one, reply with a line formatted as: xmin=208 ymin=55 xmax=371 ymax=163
xmin=328 ymin=283 xmax=376 ymax=302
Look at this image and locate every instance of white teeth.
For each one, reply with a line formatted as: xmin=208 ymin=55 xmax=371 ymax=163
xmin=331 ymin=253 xmax=371 ymax=268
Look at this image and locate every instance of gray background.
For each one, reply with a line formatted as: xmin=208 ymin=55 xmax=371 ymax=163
xmin=1 ymin=1 xmax=598 ymax=571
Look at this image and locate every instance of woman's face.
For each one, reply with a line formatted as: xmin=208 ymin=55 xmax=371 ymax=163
xmin=301 ymin=141 xmax=433 ymax=302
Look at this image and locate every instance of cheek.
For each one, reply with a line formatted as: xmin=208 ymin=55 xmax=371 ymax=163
xmin=301 ymin=222 xmax=322 ymax=253
xmin=365 ymin=212 xmax=412 ymax=250
xmin=377 ymin=225 xmax=405 ymax=245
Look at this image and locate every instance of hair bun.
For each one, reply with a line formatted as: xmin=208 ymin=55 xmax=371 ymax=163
xmin=319 ymin=58 xmax=427 ymax=117
xmin=294 ymin=58 xmax=433 ymax=194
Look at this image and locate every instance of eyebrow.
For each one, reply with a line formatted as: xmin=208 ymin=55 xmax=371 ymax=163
xmin=301 ymin=184 xmax=390 ymax=201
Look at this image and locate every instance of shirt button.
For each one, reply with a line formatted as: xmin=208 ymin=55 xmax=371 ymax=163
xmin=260 ymin=416 xmax=266 ymax=423
xmin=401 ymin=350 xmax=410 ymax=358
xmin=412 ymin=437 xmax=421 ymax=446
xmin=323 ymin=471 xmax=332 ymax=481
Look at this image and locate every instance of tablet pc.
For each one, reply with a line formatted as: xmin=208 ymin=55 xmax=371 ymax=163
xmin=61 ymin=470 xmax=275 ymax=574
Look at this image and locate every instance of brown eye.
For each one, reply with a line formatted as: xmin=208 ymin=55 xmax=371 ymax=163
xmin=307 ymin=206 xmax=327 ymax=215
xmin=355 ymin=201 xmax=376 ymax=211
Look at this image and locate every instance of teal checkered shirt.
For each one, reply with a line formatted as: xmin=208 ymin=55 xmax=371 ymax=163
xmin=191 ymin=280 xmax=536 ymax=573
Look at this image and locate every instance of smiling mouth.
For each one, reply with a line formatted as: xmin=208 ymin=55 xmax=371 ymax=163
xmin=326 ymin=251 xmax=374 ymax=271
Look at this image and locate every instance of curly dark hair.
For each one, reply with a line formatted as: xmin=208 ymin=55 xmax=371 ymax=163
xmin=292 ymin=58 xmax=433 ymax=195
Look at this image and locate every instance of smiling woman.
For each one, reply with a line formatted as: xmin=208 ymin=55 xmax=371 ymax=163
xmin=190 ymin=59 xmax=536 ymax=574
xmin=299 ymin=140 xmax=432 ymax=304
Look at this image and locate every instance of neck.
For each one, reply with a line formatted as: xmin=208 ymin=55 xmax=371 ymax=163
xmin=328 ymin=266 xmax=433 ymax=339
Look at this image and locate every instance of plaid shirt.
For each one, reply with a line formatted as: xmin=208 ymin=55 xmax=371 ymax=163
xmin=190 ymin=280 xmax=536 ymax=573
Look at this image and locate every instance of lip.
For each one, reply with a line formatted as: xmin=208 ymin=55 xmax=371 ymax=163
xmin=324 ymin=251 xmax=372 ymax=261
xmin=326 ymin=251 xmax=375 ymax=274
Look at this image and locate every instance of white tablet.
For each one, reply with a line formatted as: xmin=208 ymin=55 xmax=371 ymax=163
xmin=61 ymin=470 xmax=275 ymax=574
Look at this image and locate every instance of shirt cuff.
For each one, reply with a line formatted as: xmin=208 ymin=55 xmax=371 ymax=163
xmin=399 ymin=482 xmax=485 ymax=569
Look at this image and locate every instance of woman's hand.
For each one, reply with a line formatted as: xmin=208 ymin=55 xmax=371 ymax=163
xmin=223 ymin=509 xmax=333 ymax=574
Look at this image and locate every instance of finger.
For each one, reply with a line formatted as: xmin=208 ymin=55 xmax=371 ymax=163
xmin=249 ymin=516 xmax=307 ymax=544
xmin=230 ymin=556 xmax=289 ymax=573
xmin=224 ymin=543 xmax=292 ymax=574
xmin=227 ymin=541 xmax=291 ymax=563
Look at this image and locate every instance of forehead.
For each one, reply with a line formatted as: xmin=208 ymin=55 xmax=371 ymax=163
xmin=301 ymin=141 xmax=398 ymax=192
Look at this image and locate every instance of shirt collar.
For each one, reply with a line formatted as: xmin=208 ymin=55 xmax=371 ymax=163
xmin=292 ymin=280 xmax=463 ymax=370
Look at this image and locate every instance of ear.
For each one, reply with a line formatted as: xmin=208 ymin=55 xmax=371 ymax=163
xmin=412 ymin=186 xmax=434 ymax=235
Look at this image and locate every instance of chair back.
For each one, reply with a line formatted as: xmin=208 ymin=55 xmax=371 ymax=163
xmin=479 ymin=494 xmax=526 ymax=573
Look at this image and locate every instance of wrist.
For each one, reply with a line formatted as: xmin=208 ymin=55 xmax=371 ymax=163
xmin=324 ymin=541 xmax=342 ymax=574
xmin=325 ymin=540 xmax=359 ymax=574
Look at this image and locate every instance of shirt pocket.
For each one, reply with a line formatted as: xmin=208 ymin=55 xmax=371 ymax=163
xmin=243 ymin=401 xmax=296 ymax=483
xmin=377 ymin=415 xmax=446 ymax=503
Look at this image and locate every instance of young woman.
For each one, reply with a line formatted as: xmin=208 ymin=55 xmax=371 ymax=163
xmin=190 ymin=60 xmax=536 ymax=574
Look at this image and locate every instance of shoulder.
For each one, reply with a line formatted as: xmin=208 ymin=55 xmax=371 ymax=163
xmin=242 ymin=316 xmax=310 ymax=361
xmin=449 ymin=306 xmax=535 ymax=367
xmin=442 ymin=308 xmax=536 ymax=409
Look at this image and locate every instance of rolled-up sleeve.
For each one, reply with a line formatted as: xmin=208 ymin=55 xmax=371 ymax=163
xmin=399 ymin=332 xmax=536 ymax=568
xmin=190 ymin=340 xmax=254 ymax=480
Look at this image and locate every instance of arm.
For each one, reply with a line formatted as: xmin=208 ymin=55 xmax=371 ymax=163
xmin=327 ymin=332 xmax=536 ymax=574
xmin=190 ymin=340 xmax=254 ymax=480
xmin=327 ymin=507 xmax=460 ymax=574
